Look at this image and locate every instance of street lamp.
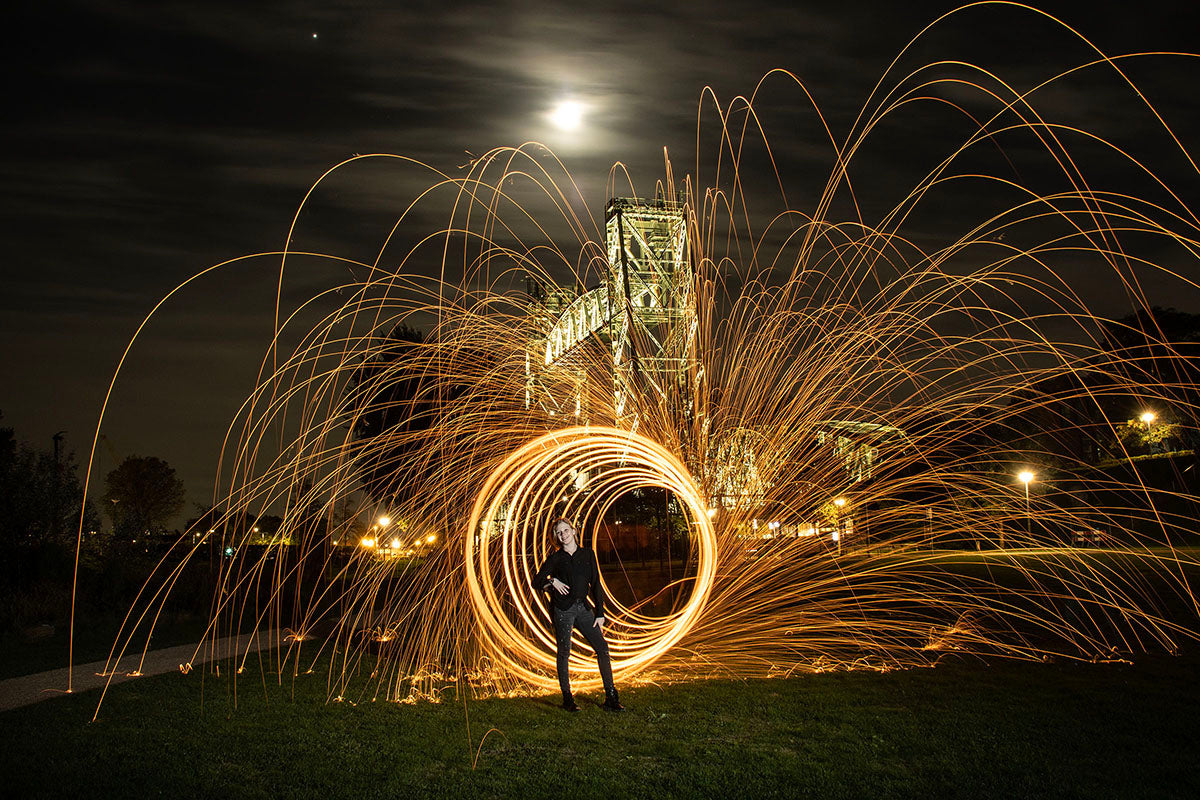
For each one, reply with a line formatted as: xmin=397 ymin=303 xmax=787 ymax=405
xmin=833 ymin=497 xmax=847 ymax=555
xmin=1017 ymin=471 xmax=1034 ymax=543
xmin=1140 ymin=411 xmax=1157 ymax=454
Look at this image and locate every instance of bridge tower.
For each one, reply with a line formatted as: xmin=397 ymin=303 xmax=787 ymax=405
xmin=527 ymin=196 xmax=695 ymax=431
xmin=603 ymin=197 xmax=695 ymax=427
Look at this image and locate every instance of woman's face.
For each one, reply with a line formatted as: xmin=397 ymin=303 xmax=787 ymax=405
xmin=553 ymin=520 xmax=577 ymax=547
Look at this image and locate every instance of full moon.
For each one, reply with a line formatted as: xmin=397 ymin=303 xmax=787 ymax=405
xmin=549 ymin=99 xmax=584 ymax=131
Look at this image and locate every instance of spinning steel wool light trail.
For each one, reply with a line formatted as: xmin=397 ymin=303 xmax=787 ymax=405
xmin=81 ymin=4 xmax=1200 ymax=708
xmin=466 ymin=427 xmax=718 ymax=692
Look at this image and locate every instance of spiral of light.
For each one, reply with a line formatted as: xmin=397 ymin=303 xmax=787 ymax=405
xmin=465 ymin=426 xmax=718 ymax=691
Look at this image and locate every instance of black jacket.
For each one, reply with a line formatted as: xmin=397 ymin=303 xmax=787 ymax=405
xmin=532 ymin=546 xmax=607 ymax=617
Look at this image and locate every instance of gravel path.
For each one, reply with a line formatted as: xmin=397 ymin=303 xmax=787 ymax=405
xmin=0 ymin=631 xmax=276 ymax=712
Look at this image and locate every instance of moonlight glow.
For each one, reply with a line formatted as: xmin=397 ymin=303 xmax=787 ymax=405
xmin=549 ymin=99 xmax=584 ymax=131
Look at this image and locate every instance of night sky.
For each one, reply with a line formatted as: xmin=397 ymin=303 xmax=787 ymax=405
xmin=4 ymin=0 xmax=1198 ymax=519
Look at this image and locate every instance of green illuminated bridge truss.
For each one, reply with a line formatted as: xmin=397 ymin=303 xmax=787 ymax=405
xmin=527 ymin=197 xmax=696 ymax=428
xmin=524 ymin=198 xmax=906 ymax=505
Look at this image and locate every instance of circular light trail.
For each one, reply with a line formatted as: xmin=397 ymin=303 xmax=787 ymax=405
xmin=465 ymin=426 xmax=717 ymax=691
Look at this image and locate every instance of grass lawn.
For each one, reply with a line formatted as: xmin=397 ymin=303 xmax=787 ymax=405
xmin=3 ymin=650 xmax=1199 ymax=799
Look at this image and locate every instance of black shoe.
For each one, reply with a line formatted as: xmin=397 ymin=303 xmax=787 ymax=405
xmin=562 ymin=698 xmax=580 ymax=712
xmin=602 ymin=691 xmax=625 ymax=712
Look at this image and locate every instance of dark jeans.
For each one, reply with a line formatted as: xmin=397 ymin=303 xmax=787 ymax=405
xmin=553 ymin=599 xmax=615 ymax=700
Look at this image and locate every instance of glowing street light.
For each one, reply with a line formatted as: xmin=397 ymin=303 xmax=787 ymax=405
xmin=378 ymin=515 xmax=391 ymax=528
xmin=1140 ymin=411 xmax=1158 ymax=454
xmin=1016 ymin=470 xmax=1035 ymax=544
xmin=833 ymin=497 xmax=847 ymax=555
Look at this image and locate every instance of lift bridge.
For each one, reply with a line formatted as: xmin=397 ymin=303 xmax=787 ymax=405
xmin=523 ymin=196 xmax=905 ymax=510
xmin=526 ymin=197 xmax=696 ymax=429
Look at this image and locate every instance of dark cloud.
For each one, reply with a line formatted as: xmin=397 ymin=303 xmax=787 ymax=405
xmin=3 ymin=0 xmax=1197 ymax=515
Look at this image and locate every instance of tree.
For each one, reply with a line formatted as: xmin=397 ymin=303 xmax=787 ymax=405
xmin=103 ymin=456 xmax=186 ymax=539
xmin=604 ymin=487 xmax=690 ymax=567
xmin=351 ymin=323 xmax=486 ymax=510
xmin=0 ymin=415 xmax=100 ymax=587
xmin=1102 ymin=306 xmax=1200 ymax=443
xmin=352 ymin=324 xmax=433 ymax=505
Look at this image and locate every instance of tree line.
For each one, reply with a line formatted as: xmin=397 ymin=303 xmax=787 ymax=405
xmin=1 ymin=415 xmax=188 ymax=630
